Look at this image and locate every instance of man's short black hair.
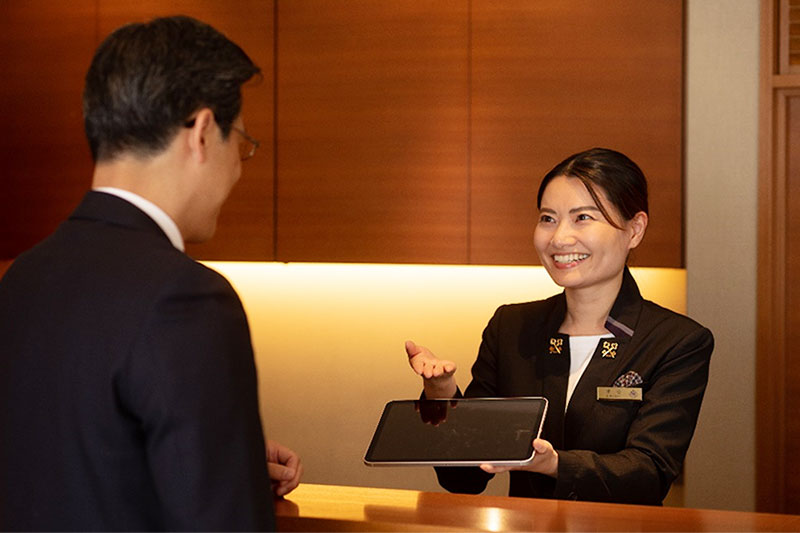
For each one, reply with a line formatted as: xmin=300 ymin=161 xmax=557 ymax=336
xmin=83 ymin=15 xmax=260 ymax=162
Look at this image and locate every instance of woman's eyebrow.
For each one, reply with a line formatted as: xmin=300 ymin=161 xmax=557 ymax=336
xmin=569 ymin=206 xmax=601 ymax=214
xmin=538 ymin=205 xmax=601 ymax=214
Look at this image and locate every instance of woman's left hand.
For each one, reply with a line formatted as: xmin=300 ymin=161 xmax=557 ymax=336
xmin=480 ymin=438 xmax=558 ymax=478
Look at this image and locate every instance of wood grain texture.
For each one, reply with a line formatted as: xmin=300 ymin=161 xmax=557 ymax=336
xmin=0 ymin=1 xmax=684 ymax=267
xmin=0 ymin=1 xmax=275 ymax=260
xmin=0 ymin=1 xmax=96 ymax=258
xmin=757 ymin=0 xmax=800 ymax=514
xmin=757 ymin=0 xmax=780 ymax=513
xmin=470 ymin=1 xmax=683 ymax=266
xmin=274 ymin=483 xmax=800 ymax=532
xmin=782 ymin=91 xmax=800 ymax=513
xmin=275 ymin=1 xmax=470 ymax=263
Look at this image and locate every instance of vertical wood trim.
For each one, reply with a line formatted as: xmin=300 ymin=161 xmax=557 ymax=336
xmin=781 ymin=0 xmax=790 ymax=73
xmin=757 ymin=0 xmax=797 ymax=513
xmin=466 ymin=0 xmax=473 ymax=264
xmin=757 ymin=0 xmax=779 ymax=513
xmin=273 ymin=0 xmax=280 ymax=259
xmin=775 ymin=88 xmax=788 ymax=511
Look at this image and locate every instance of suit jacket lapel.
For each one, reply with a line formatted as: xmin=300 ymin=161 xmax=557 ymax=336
xmin=564 ymin=336 xmax=631 ymax=445
xmin=564 ymin=268 xmax=644 ymax=446
xmin=535 ymin=294 xmax=570 ymax=448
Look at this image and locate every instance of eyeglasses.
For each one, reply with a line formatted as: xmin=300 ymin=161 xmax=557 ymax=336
xmin=231 ymin=125 xmax=260 ymax=161
xmin=183 ymin=118 xmax=260 ymax=161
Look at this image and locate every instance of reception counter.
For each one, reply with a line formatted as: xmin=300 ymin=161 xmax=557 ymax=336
xmin=274 ymin=484 xmax=800 ymax=532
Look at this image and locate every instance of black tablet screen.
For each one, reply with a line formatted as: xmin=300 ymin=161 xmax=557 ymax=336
xmin=364 ymin=397 xmax=547 ymax=465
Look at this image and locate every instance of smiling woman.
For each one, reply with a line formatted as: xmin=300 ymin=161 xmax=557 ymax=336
xmin=534 ymin=149 xmax=649 ymax=332
xmin=403 ymin=147 xmax=714 ymax=505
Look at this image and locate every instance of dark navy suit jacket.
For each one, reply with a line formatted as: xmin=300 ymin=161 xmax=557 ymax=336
xmin=0 ymin=192 xmax=275 ymax=531
xmin=435 ymin=268 xmax=713 ymax=504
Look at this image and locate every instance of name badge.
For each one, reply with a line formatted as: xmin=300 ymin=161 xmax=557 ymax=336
xmin=597 ymin=387 xmax=642 ymax=401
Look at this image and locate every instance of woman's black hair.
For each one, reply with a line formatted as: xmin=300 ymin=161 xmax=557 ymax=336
xmin=536 ymin=147 xmax=649 ymax=229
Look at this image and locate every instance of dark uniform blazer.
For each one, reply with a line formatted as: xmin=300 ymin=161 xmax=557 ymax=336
xmin=435 ymin=268 xmax=713 ymax=505
xmin=0 ymin=192 xmax=274 ymax=531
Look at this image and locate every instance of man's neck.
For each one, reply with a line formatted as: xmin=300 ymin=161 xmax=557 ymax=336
xmin=91 ymin=151 xmax=191 ymax=250
xmin=92 ymin=152 xmax=186 ymax=230
xmin=92 ymin=187 xmax=185 ymax=251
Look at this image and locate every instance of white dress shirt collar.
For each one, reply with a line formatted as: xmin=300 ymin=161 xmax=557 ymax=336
xmin=92 ymin=187 xmax=185 ymax=252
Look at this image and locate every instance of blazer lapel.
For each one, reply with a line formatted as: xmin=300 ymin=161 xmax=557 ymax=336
xmin=564 ymin=336 xmax=632 ymax=445
xmin=534 ymin=295 xmax=570 ymax=448
xmin=564 ymin=268 xmax=644 ymax=446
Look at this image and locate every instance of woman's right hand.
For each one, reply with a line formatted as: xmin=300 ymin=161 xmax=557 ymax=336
xmin=405 ymin=340 xmax=458 ymax=399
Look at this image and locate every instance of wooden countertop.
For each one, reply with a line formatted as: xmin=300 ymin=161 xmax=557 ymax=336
xmin=274 ymin=483 xmax=800 ymax=532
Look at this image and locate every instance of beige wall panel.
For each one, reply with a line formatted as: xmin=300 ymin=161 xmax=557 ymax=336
xmin=684 ymin=0 xmax=758 ymax=512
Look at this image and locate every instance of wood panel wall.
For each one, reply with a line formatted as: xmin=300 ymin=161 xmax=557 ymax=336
xmin=0 ymin=1 xmax=275 ymax=261
xmin=275 ymin=1 xmax=470 ymax=263
xmin=757 ymin=0 xmax=800 ymax=514
xmin=0 ymin=1 xmax=96 ymax=258
xmin=0 ymin=1 xmax=683 ymax=266
xmin=469 ymin=1 xmax=683 ymax=266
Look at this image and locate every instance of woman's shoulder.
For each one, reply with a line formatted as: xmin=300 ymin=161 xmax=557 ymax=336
xmin=638 ymin=298 xmax=713 ymax=342
xmin=490 ymin=294 xmax=563 ymax=329
xmin=496 ymin=292 xmax=562 ymax=314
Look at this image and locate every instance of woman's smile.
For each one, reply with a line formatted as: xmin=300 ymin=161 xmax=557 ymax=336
xmin=552 ymin=253 xmax=590 ymax=268
xmin=534 ymin=175 xmax=641 ymax=292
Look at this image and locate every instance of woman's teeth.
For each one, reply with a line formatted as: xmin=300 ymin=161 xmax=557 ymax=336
xmin=553 ymin=253 xmax=589 ymax=264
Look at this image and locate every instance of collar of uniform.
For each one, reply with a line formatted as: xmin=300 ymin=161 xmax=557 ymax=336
xmin=604 ymin=267 xmax=642 ymax=339
xmin=543 ymin=266 xmax=642 ymax=341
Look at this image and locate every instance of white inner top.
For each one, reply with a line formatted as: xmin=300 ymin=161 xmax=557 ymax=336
xmin=567 ymin=334 xmax=613 ymax=411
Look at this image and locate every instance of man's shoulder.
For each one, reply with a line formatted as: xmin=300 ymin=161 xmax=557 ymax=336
xmin=5 ymin=223 xmax=232 ymax=304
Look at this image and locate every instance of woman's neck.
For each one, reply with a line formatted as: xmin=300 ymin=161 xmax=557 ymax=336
xmin=560 ymin=273 xmax=624 ymax=336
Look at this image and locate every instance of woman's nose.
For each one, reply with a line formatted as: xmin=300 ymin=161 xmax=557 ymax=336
xmin=551 ymin=221 xmax=576 ymax=247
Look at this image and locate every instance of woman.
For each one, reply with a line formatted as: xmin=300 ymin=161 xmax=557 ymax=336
xmin=405 ymin=148 xmax=713 ymax=504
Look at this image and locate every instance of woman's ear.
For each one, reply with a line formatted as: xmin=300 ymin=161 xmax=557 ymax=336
xmin=185 ymin=108 xmax=215 ymax=164
xmin=627 ymin=211 xmax=649 ymax=250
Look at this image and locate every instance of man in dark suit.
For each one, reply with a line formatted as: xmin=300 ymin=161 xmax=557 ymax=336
xmin=0 ymin=16 xmax=301 ymax=531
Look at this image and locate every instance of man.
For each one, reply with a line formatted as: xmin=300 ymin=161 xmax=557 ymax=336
xmin=0 ymin=16 xmax=300 ymax=531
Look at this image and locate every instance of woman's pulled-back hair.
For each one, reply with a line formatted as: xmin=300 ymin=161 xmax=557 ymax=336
xmin=537 ymin=147 xmax=649 ymax=228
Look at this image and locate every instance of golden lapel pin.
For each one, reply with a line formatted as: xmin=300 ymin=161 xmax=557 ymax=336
xmin=549 ymin=337 xmax=563 ymax=354
xmin=601 ymin=340 xmax=618 ymax=359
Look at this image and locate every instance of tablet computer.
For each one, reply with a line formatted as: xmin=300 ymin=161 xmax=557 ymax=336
xmin=364 ymin=397 xmax=548 ymax=467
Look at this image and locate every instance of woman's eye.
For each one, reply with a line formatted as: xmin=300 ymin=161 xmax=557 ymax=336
xmin=576 ymin=213 xmax=594 ymax=222
xmin=539 ymin=214 xmax=555 ymax=224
